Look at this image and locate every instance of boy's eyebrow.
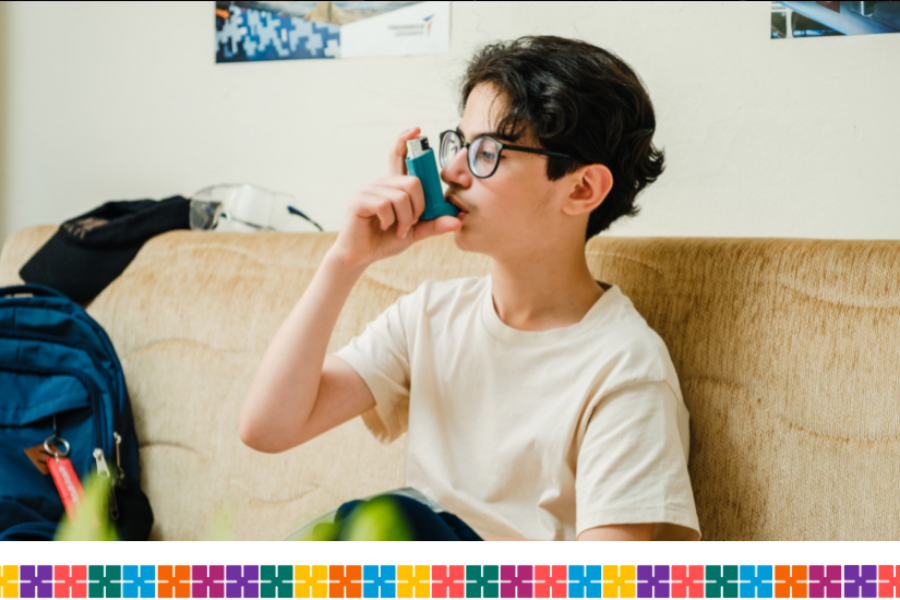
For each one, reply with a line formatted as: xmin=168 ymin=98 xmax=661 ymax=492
xmin=455 ymin=124 xmax=510 ymax=142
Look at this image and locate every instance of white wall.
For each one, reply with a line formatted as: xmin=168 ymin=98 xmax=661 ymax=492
xmin=1 ymin=1 xmax=898 ymax=246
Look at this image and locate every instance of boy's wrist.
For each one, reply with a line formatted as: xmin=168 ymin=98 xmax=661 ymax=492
xmin=323 ymin=245 xmax=372 ymax=279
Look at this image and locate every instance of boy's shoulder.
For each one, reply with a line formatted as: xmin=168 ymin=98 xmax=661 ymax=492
xmin=536 ymin=285 xmax=678 ymax=395
xmin=594 ymin=286 xmax=665 ymax=346
xmin=585 ymin=286 xmax=680 ymax=397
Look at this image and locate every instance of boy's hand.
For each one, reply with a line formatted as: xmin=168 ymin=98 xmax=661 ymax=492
xmin=330 ymin=127 xmax=462 ymax=269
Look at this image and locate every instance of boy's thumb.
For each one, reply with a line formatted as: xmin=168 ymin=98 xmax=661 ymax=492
xmin=413 ymin=216 xmax=462 ymax=241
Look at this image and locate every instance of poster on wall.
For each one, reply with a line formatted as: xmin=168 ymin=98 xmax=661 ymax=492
xmin=216 ymin=1 xmax=450 ymax=62
xmin=771 ymin=1 xmax=900 ymax=38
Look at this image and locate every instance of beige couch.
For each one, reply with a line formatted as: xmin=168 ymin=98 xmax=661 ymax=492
xmin=1 ymin=226 xmax=898 ymax=541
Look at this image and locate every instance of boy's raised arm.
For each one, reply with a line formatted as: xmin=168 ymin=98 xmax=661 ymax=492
xmin=239 ymin=127 xmax=461 ymax=453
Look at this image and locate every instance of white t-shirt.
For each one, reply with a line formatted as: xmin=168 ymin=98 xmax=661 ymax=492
xmin=335 ymin=276 xmax=700 ymax=541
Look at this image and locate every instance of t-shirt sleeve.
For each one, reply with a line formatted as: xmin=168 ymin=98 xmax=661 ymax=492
xmin=575 ymin=380 xmax=701 ymax=540
xmin=333 ymin=293 xmax=413 ymax=444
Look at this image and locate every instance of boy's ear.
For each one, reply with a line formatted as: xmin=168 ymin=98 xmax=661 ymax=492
xmin=562 ymin=164 xmax=613 ymax=216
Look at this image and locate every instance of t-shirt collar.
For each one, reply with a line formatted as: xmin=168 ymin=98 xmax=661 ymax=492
xmin=480 ymin=276 xmax=622 ymax=346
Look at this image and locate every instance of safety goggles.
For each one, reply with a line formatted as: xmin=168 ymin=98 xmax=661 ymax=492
xmin=189 ymin=184 xmax=322 ymax=233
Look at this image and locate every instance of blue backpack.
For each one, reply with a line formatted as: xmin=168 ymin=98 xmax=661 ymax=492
xmin=0 ymin=284 xmax=153 ymax=540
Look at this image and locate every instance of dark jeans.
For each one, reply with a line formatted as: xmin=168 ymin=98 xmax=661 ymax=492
xmin=322 ymin=494 xmax=483 ymax=541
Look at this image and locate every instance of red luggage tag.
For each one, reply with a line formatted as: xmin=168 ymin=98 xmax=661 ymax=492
xmin=44 ymin=436 xmax=86 ymax=521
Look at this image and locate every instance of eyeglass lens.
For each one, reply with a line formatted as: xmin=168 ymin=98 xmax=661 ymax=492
xmin=470 ymin=137 xmax=499 ymax=177
xmin=439 ymin=132 xmax=501 ymax=178
xmin=439 ymin=132 xmax=460 ymax=169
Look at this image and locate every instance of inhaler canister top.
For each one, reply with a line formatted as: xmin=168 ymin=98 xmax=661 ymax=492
xmin=406 ymin=136 xmax=431 ymax=159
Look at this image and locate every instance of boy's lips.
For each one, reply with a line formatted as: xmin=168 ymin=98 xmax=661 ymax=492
xmin=446 ymin=194 xmax=469 ymax=216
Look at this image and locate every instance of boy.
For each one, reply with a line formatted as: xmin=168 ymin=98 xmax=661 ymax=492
xmin=240 ymin=36 xmax=700 ymax=541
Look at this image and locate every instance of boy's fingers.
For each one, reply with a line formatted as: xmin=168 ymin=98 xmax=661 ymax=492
xmin=365 ymin=184 xmax=415 ymax=237
xmin=408 ymin=179 xmax=425 ymax=220
xmin=388 ymin=127 xmax=421 ymax=177
xmin=374 ymin=200 xmax=396 ymax=231
xmin=412 ymin=215 xmax=462 ymax=242
xmin=379 ymin=176 xmax=425 ymax=219
xmin=392 ymin=196 xmax=415 ymax=238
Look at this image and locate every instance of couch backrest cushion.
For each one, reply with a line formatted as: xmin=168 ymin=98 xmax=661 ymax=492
xmin=2 ymin=228 xmax=898 ymax=540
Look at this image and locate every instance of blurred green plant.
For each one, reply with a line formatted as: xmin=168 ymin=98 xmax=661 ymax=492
xmin=343 ymin=496 xmax=412 ymax=541
xmin=304 ymin=519 xmax=341 ymax=541
xmin=291 ymin=496 xmax=412 ymax=541
xmin=55 ymin=472 xmax=118 ymax=541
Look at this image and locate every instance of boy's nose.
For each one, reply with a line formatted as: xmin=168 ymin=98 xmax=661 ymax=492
xmin=440 ymin=147 xmax=472 ymax=189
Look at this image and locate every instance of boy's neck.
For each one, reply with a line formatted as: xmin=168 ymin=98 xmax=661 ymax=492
xmin=488 ymin=247 xmax=604 ymax=333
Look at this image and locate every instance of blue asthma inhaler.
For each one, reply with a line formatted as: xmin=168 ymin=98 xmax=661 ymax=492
xmin=406 ymin=136 xmax=459 ymax=221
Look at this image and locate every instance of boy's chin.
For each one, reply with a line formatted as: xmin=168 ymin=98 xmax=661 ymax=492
xmin=451 ymin=226 xmax=491 ymax=257
xmin=451 ymin=227 xmax=477 ymax=253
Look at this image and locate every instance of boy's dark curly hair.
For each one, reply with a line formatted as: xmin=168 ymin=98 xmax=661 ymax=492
xmin=461 ymin=36 xmax=664 ymax=240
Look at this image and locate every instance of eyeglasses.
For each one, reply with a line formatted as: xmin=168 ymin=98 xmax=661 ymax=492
xmin=438 ymin=130 xmax=572 ymax=179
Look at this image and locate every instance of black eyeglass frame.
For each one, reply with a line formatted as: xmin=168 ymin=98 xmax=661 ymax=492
xmin=438 ymin=130 xmax=572 ymax=179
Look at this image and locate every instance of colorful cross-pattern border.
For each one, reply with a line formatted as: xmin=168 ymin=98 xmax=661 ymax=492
xmin=0 ymin=565 xmax=898 ymax=599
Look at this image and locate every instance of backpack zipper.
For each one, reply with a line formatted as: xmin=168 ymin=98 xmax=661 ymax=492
xmin=94 ymin=446 xmax=120 ymax=520
xmin=92 ymin=448 xmax=111 ymax=478
xmin=113 ymin=432 xmax=124 ymax=484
